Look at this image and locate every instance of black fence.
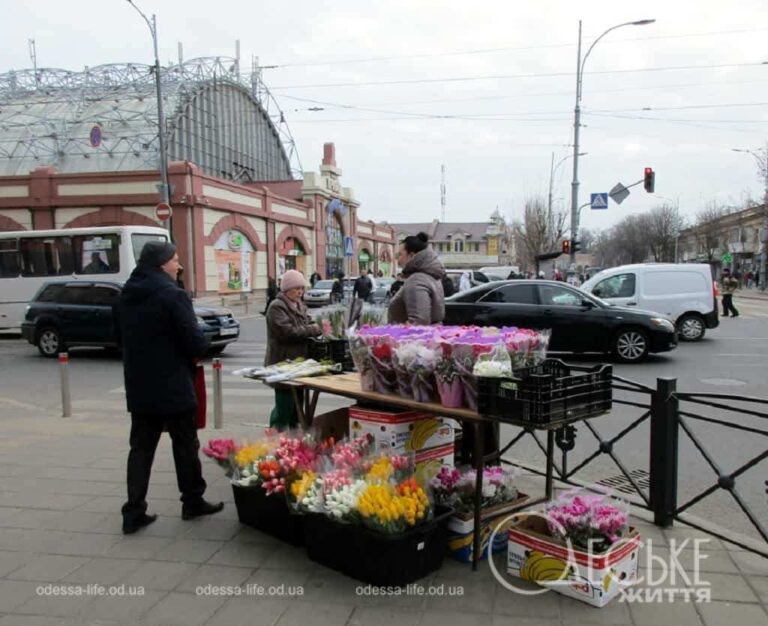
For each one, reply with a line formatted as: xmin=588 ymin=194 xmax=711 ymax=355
xmin=499 ymin=374 xmax=768 ymax=558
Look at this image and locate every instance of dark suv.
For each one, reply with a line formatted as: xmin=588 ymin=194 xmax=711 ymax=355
xmin=21 ymin=281 xmax=240 ymax=357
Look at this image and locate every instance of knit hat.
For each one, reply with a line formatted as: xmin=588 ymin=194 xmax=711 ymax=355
xmin=139 ymin=241 xmax=177 ymax=267
xmin=281 ymin=269 xmax=307 ymax=292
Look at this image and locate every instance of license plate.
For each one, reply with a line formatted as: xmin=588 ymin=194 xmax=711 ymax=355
xmin=219 ymin=327 xmax=238 ymax=336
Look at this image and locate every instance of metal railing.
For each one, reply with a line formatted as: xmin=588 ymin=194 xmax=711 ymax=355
xmin=499 ymin=374 xmax=768 ymax=558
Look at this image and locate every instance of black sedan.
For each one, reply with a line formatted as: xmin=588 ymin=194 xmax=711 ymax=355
xmin=444 ymin=280 xmax=677 ymax=363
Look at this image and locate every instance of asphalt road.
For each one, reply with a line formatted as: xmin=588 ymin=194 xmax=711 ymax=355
xmin=1 ymin=295 xmax=766 ymax=543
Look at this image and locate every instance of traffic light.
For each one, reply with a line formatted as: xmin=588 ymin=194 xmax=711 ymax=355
xmin=571 ymin=240 xmax=581 ymax=254
xmin=562 ymin=240 xmax=571 ymax=254
xmin=644 ymin=167 xmax=655 ymax=193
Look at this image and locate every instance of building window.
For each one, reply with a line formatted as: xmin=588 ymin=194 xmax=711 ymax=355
xmin=325 ymin=214 xmax=344 ymax=279
xmin=454 ymin=240 xmax=464 ymax=253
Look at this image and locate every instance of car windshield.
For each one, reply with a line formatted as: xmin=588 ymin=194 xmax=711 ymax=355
xmin=376 ymin=278 xmax=394 ymax=287
xmin=313 ymin=280 xmax=334 ymax=289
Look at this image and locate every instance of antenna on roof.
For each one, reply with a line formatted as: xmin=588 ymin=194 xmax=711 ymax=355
xmin=440 ymin=164 xmax=446 ymax=222
xmin=28 ymin=39 xmax=38 ymax=85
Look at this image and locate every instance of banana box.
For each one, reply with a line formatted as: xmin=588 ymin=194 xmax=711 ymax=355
xmin=447 ymin=513 xmax=515 ymax=563
xmin=414 ymin=443 xmax=454 ymax=480
xmin=506 ymin=516 xmax=640 ymax=608
xmin=349 ymin=406 xmax=455 ymax=454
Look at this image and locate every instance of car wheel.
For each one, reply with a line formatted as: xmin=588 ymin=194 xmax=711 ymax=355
xmin=677 ymin=314 xmax=706 ymax=342
xmin=613 ymin=328 xmax=649 ymax=363
xmin=37 ymin=327 xmax=63 ymax=358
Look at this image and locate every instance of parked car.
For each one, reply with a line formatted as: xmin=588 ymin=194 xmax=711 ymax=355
xmin=304 ymin=279 xmax=335 ymax=307
xmin=580 ymin=263 xmax=719 ymax=342
xmin=21 ymin=281 xmax=240 ymax=357
xmin=480 ymin=265 xmax=520 ymax=280
xmin=444 ymin=280 xmax=678 ymax=363
xmin=445 ymin=269 xmax=491 ymax=291
xmin=371 ymin=277 xmax=395 ymax=304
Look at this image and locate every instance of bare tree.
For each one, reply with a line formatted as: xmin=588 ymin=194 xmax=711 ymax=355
xmin=694 ymin=203 xmax=728 ymax=264
xmin=512 ymin=196 xmax=567 ymax=269
xmin=644 ymin=204 xmax=685 ymax=262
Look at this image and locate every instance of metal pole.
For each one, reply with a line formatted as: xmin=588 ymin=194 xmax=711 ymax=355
xmin=650 ymin=377 xmax=678 ymax=527
xmin=569 ymin=20 xmax=583 ymax=267
xmin=59 ymin=352 xmax=71 ymax=418
xmin=762 ymin=161 xmax=768 ymax=291
xmin=548 ymin=152 xmax=555 ymax=216
xmin=213 ymin=359 xmax=223 ymax=429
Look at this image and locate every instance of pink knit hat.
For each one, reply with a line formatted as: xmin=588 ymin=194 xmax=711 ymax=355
xmin=280 ymin=269 xmax=307 ymax=292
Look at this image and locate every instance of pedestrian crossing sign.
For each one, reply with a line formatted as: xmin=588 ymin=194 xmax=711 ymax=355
xmin=590 ymin=193 xmax=609 ymax=209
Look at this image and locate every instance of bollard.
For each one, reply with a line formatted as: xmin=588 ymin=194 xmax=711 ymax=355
xmin=212 ymin=358 xmax=223 ymax=429
xmin=59 ymin=352 xmax=72 ymax=418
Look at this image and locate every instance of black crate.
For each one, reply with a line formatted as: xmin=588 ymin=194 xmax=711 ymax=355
xmin=477 ymin=359 xmax=612 ymax=425
xmin=231 ymin=484 xmax=305 ymax=546
xmin=308 ymin=338 xmax=355 ymax=371
xmin=303 ymin=506 xmax=454 ymax=586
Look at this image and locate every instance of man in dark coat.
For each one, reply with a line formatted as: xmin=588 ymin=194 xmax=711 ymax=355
xmin=353 ymin=269 xmax=373 ymax=302
xmin=119 ymin=241 xmax=222 ymax=534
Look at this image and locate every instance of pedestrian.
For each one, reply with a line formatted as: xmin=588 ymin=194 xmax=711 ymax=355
xmin=309 ymin=271 xmax=322 ymax=288
xmin=745 ymin=270 xmax=753 ymax=289
xmin=119 ymin=241 xmax=222 ymax=535
xmin=331 ymin=271 xmax=344 ymax=303
xmin=721 ymin=268 xmax=740 ymax=318
xmin=389 ymin=272 xmax=405 ymax=298
xmin=459 ymin=271 xmax=471 ymax=292
xmin=265 ymin=270 xmax=321 ymax=429
xmin=388 ymin=232 xmax=445 ymax=325
xmin=353 ymin=269 xmax=373 ymax=302
xmin=377 ymin=269 xmax=384 ymax=278
xmin=261 ymin=277 xmax=278 ymax=315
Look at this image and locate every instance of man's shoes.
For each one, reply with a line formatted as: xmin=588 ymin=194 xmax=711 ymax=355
xmin=732 ymin=314 xmax=739 ymax=317
xmin=122 ymin=513 xmax=157 ymax=535
xmin=182 ymin=500 xmax=224 ymax=520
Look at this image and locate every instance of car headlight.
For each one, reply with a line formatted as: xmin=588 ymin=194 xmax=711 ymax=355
xmin=196 ymin=315 xmax=205 ymax=325
xmin=650 ymin=317 xmax=675 ymax=332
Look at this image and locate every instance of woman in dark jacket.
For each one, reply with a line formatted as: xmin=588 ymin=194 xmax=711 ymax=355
xmin=265 ymin=270 xmax=321 ymax=429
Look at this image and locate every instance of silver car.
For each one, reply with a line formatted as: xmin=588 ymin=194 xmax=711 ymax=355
xmin=303 ymin=279 xmax=335 ymax=307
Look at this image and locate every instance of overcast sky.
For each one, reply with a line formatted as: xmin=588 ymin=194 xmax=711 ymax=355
xmin=2 ymin=0 xmax=768 ymax=233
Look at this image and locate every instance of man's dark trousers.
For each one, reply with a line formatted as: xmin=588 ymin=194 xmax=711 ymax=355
xmin=122 ymin=411 xmax=206 ymax=521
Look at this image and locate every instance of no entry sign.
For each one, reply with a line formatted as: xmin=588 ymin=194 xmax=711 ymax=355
xmin=155 ymin=203 xmax=173 ymax=221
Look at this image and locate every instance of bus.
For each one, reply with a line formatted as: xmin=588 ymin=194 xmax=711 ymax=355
xmin=0 ymin=225 xmax=169 ymax=330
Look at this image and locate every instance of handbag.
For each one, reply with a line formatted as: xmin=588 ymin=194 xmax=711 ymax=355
xmin=193 ymin=363 xmax=207 ymax=430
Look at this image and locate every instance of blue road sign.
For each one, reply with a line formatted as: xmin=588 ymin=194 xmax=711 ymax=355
xmin=344 ymin=236 xmax=354 ymax=257
xmin=590 ymin=193 xmax=609 ymax=209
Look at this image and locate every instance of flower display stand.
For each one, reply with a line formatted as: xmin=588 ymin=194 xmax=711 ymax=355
xmin=231 ymin=485 xmax=305 ymax=546
xmin=303 ymin=506 xmax=454 ymax=586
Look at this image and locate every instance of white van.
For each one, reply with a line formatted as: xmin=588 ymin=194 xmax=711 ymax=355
xmin=580 ymin=263 xmax=719 ymax=341
xmin=480 ymin=265 xmax=520 ymax=279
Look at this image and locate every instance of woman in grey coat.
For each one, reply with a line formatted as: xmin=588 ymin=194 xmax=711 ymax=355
xmin=388 ymin=232 xmax=445 ymax=325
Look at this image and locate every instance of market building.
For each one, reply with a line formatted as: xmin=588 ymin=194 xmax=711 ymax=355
xmin=0 ymin=58 xmax=395 ymax=296
xmin=392 ymin=211 xmax=515 ymax=270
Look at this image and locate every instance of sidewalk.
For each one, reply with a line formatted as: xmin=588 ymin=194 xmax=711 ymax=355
xmin=738 ymin=288 xmax=768 ymax=302
xmin=0 ymin=406 xmax=766 ymax=625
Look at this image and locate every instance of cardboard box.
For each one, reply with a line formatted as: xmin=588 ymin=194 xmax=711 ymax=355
xmin=414 ymin=443 xmax=454 ymax=479
xmin=448 ymin=494 xmax=531 ymax=534
xmin=349 ymin=406 xmax=455 ymax=454
xmin=507 ymin=516 xmax=640 ymax=608
xmin=312 ymin=407 xmax=350 ymax=441
xmin=448 ymin=514 xmax=514 ymax=563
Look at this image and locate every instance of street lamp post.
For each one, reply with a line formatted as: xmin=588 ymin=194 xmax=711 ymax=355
xmin=570 ymin=18 xmax=655 ymax=264
xmin=732 ymin=147 xmax=768 ymax=290
xmin=549 ymin=152 xmax=586 ymax=216
xmin=126 ymin=0 xmax=171 ymax=232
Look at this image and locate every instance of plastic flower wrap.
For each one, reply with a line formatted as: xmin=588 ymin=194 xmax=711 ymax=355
xmin=392 ymin=341 xmax=415 ymax=398
xmin=451 ymin=339 xmax=495 ymax=411
xmin=289 ymin=472 xmax=325 ymax=513
xmin=329 ymin=435 xmax=373 ymax=472
xmin=368 ymin=335 xmax=398 ymax=394
xmin=431 ymin=465 xmax=519 ymax=515
xmin=314 ymin=306 xmax=347 ymax=339
xmin=363 ymin=452 xmax=413 ymax=484
xmin=505 ymin=329 xmax=551 ymax=369
xmin=545 ymin=489 xmax=630 ymax=552
xmin=472 ymin=344 xmax=513 ymax=379
xmin=325 ymin=479 xmax=367 ymax=521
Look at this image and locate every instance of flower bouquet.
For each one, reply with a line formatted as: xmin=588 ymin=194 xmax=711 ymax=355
xmin=314 ymin=306 xmax=347 ymax=339
xmin=450 ymin=339 xmax=495 ymax=411
xmin=431 ymin=465 xmax=522 ymax=518
xmin=545 ymin=489 xmax=630 ymax=553
xmin=202 ymin=438 xmax=237 ymax=477
xmin=435 ymin=342 xmax=464 ymax=408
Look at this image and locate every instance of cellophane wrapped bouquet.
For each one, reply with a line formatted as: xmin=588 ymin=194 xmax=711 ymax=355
xmin=545 ymin=488 xmax=630 ymax=553
xmin=431 ymin=465 xmax=520 ymax=515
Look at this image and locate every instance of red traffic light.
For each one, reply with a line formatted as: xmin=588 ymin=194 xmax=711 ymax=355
xmin=562 ymin=240 xmax=571 ymax=254
xmin=644 ymin=167 xmax=655 ymax=193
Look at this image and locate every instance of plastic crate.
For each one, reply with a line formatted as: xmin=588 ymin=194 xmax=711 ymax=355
xmin=303 ymin=506 xmax=454 ymax=586
xmin=231 ymin=484 xmax=305 ymax=546
xmin=307 ymin=338 xmax=355 ymax=371
xmin=477 ymin=359 xmax=612 ymax=425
